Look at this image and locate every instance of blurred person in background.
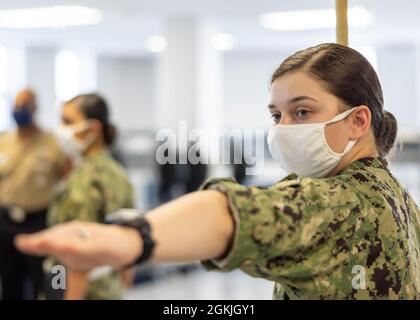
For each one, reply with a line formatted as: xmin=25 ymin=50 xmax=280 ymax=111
xmin=0 ymin=89 xmax=70 ymax=300
xmin=44 ymin=93 xmax=134 ymax=300
xmin=157 ymin=145 xmax=207 ymax=204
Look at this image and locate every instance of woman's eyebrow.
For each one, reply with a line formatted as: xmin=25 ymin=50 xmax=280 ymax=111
xmin=62 ymin=116 xmax=72 ymax=124
xmin=288 ymin=96 xmax=318 ymax=104
xmin=268 ymin=96 xmax=318 ymax=110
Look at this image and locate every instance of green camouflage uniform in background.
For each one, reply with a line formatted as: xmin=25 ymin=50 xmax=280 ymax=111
xmin=201 ymin=157 xmax=420 ymax=299
xmin=47 ymin=151 xmax=134 ymax=300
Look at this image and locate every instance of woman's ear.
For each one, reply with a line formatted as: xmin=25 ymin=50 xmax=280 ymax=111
xmin=349 ymin=105 xmax=371 ymax=140
xmin=78 ymin=120 xmax=101 ymax=140
xmin=89 ymin=120 xmax=103 ymax=140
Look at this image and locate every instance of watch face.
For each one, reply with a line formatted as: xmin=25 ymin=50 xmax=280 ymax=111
xmin=105 ymin=208 xmax=143 ymax=224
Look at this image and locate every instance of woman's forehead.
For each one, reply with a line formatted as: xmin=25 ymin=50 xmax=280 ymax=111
xmin=62 ymin=102 xmax=85 ymax=121
xmin=270 ymin=72 xmax=336 ymax=107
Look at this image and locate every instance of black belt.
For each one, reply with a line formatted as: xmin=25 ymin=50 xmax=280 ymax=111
xmin=0 ymin=205 xmax=47 ymax=223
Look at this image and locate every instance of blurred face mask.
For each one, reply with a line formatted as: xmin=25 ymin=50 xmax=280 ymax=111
xmin=267 ymin=107 xmax=358 ymax=178
xmin=56 ymin=121 xmax=96 ymax=160
xmin=13 ymin=107 xmax=33 ymax=128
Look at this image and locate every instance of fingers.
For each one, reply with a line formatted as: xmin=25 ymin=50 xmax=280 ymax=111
xmin=14 ymin=231 xmax=53 ymax=256
xmin=14 ymin=221 xmax=85 ymax=256
xmin=14 ymin=221 xmax=107 ymax=270
xmin=14 ymin=221 xmax=135 ymax=271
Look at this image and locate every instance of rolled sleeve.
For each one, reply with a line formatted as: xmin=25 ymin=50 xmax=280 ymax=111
xmin=199 ymin=175 xmax=361 ymax=282
xmin=199 ymin=178 xmax=274 ymax=272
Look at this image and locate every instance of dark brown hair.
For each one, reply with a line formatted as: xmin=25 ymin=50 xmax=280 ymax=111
xmin=271 ymin=43 xmax=397 ymax=157
xmin=67 ymin=93 xmax=116 ymax=146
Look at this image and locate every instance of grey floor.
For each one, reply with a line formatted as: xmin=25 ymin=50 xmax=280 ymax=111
xmin=124 ymin=267 xmax=274 ymax=300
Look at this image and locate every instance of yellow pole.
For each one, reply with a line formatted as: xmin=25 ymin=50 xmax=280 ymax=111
xmin=336 ymin=0 xmax=349 ymax=46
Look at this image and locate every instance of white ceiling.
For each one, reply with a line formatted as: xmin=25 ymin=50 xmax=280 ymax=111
xmin=0 ymin=0 xmax=419 ymax=56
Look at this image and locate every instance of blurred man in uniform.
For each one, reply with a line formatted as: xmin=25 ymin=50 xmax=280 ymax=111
xmin=0 ymin=89 xmax=70 ymax=300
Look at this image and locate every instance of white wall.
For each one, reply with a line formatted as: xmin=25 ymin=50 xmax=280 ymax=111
xmin=97 ymin=56 xmax=157 ymax=131
xmin=5 ymin=45 xmax=420 ymax=134
xmin=378 ymin=44 xmax=419 ymax=129
xmin=222 ymin=51 xmax=289 ymax=129
xmin=224 ymin=47 xmax=420 ymax=132
xmin=96 ymin=49 xmax=282 ymax=134
xmin=25 ymin=47 xmax=58 ymax=130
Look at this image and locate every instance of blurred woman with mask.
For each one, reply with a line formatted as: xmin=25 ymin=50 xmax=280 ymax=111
xmin=45 ymin=93 xmax=134 ymax=300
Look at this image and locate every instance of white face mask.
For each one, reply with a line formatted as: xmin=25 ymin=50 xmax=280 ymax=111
xmin=55 ymin=121 xmax=96 ymax=161
xmin=267 ymin=107 xmax=358 ymax=178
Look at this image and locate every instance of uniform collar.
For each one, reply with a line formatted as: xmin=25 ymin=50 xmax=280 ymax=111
xmin=339 ymin=157 xmax=389 ymax=175
xmin=280 ymin=157 xmax=388 ymax=182
xmin=85 ymin=150 xmax=111 ymax=162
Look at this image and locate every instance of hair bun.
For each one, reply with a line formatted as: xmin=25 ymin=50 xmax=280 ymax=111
xmin=106 ymin=124 xmax=117 ymax=146
xmin=378 ymin=110 xmax=398 ymax=157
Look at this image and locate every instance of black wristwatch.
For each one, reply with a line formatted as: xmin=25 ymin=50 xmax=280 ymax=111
xmin=105 ymin=210 xmax=156 ymax=268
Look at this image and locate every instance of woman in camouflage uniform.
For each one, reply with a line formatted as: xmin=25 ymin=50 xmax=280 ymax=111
xmin=45 ymin=94 xmax=134 ymax=299
xmin=17 ymin=44 xmax=419 ymax=299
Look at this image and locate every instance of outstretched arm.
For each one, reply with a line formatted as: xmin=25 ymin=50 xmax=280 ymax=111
xmin=15 ymin=190 xmax=234 ymax=271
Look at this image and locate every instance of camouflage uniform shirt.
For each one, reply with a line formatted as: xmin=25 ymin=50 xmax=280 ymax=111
xmin=201 ymin=157 xmax=420 ymax=299
xmin=48 ymin=151 xmax=134 ymax=300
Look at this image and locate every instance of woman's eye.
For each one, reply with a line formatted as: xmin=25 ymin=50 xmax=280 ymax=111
xmin=296 ymin=109 xmax=310 ymax=119
xmin=271 ymin=113 xmax=281 ymax=123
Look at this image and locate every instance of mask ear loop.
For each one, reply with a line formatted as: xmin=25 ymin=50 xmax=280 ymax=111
xmin=70 ymin=120 xmax=97 ymax=151
xmin=325 ymin=106 xmax=358 ymax=125
xmin=323 ymin=106 xmax=359 ymax=156
xmin=70 ymin=120 xmax=94 ymax=134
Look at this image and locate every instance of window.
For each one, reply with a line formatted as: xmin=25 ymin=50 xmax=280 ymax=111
xmin=355 ymin=46 xmax=378 ymax=71
xmin=0 ymin=45 xmax=10 ymax=132
xmin=55 ymin=50 xmax=80 ymax=103
xmin=55 ymin=50 xmax=97 ymax=105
